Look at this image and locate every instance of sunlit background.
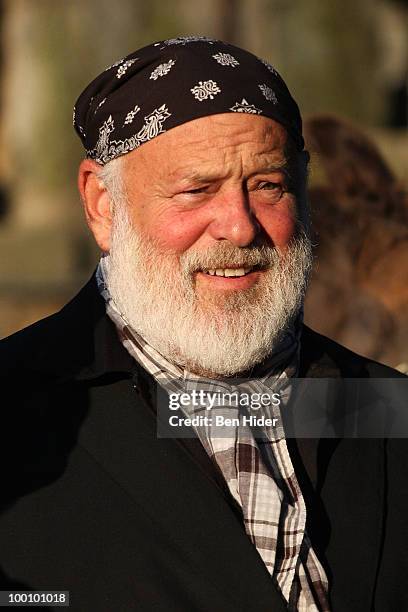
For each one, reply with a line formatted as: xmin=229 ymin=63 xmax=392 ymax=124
xmin=0 ymin=0 xmax=407 ymax=368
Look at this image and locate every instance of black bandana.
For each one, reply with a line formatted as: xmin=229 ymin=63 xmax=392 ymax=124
xmin=73 ymin=36 xmax=304 ymax=165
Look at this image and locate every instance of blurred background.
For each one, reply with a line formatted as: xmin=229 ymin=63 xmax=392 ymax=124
xmin=0 ymin=0 xmax=407 ymax=369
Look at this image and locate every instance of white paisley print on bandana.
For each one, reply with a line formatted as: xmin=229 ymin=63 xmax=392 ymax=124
xmin=156 ymin=36 xmax=217 ymax=46
xmin=73 ymin=106 xmax=87 ymax=137
xmin=93 ymin=115 xmax=115 ymax=158
xmin=190 ymin=80 xmax=221 ymax=101
xmin=89 ymin=105 xmax=171 ymax=164
xmin=259 ymin=84 xmax=278 ymax=104
xmin=116 ymin=59 xmax=137 ymax=79
xmin=212 ymin=52 xmax=239 ymax=67
xmin=123 ymin=105 xmax=141 ymax=126
xmin=105 ymin=57 xmax=125 ymax=71
xmin=230 ymin=98 xmax=262 ymax=114
xmin=260 ymin=58 xmax=279 ymax=76
xmin=94 ymin=98 xmax=107 ymax=115
xmin=137 ymin=105 xmax=171 ymax=141
xmin=149 ymin=59 xmax=176 ymax=80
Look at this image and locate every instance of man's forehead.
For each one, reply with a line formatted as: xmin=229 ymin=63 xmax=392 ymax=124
xmin=124 ymin=113 xmax=291 ymax=173
xmin=167 ymin=153 xmax=291 ymax=183
xmin=163 ymin=112 xmax=288 ymax=143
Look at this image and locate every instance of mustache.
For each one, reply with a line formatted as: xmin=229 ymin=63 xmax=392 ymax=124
xmin=179 ymin=230 xmax=312 ymax=275
xmin=180 ymin=243 xmax=279 ymax=274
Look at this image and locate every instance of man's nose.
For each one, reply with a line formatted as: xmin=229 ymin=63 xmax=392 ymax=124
xmin=207 ymin=190 xmax=261 ymax=247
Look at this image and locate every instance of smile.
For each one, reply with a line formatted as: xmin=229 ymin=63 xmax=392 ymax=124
xmin=200 ymin=266 xmax=260 ymax=277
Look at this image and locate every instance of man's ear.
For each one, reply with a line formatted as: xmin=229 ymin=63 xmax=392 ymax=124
xmin=78 ymin=158 xmax=113 ymax=252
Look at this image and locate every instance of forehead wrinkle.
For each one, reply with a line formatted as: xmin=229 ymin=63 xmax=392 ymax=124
xmin=169 ymin=148 xmax=290 ymax=186
xmin=169 ymin=146 xmax=239 ymax=183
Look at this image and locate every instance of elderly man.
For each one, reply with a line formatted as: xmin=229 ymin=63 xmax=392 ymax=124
xmin=0 ymin=37 xmax=406 ymax=612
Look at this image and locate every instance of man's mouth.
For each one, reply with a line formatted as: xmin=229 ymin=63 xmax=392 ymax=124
xmin=199 ymin=265 xmax=263 ymax=277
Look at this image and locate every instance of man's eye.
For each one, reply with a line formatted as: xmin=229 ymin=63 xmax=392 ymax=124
xmin=255 ymin=181 xmax=285 ymax=203
xmin=184 ymin=186 xmax=207 ymax=194
xmin=258 ymin=181 xmax=282 ymax=192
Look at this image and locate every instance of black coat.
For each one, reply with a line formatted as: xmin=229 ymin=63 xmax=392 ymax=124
xmin=0 ymin=275 xmax=407 ymax=612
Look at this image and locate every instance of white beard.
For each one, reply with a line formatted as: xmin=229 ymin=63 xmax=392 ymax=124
xmin=104 ymin=203 xmax=312 ymax=377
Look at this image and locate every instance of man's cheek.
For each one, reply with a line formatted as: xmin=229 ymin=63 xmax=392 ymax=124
xmin=148 ymin=210 xmax=211 ymax=253
xmin=261 ymin=209 xmax=298 ymax=248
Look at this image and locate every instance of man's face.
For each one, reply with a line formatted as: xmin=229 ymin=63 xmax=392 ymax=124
xmin=105 ymin=113 xmax=311 ymax=376
xmin=121 ymin=113 xmax=300 ymax=298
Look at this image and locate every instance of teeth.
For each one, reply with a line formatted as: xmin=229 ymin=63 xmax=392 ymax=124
xmin=225 ymin=268 xmax=245 ymax=277
xmin=203 ymin=266 xmax=254 ymax=277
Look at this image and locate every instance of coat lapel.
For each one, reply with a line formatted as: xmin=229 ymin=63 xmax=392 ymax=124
xmin=319 ymin=439 xmax=385 ymax=611
xmin=296 ymin=326 xmax=385 ymax=611
xmin=77 ymin=375 xmax=288 ymax=612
